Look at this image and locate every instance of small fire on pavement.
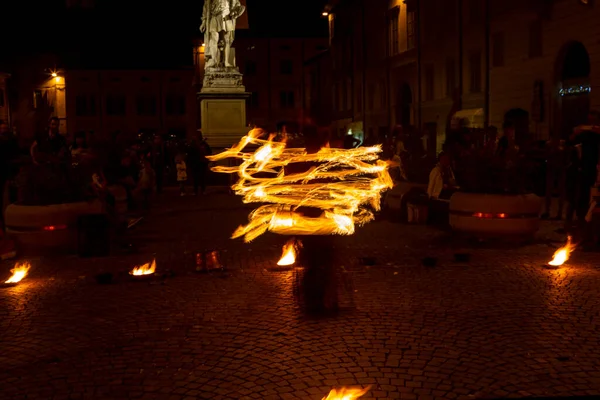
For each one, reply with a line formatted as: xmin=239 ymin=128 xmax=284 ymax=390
xmin=130 ymin=259 xmax=156 ymax=276
xmin=277 ymin=239 xmax=302 ymax=266
xmin=4 ymin=262 xmax=31 ymax=284
xmin=322 ymin=386 xmax=370 ymax=400
xmin=547 ymin=236 xmax=576 ymax=268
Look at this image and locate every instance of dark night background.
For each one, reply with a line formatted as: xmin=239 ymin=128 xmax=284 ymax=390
xmin=0 ymin=0 xmax=328 ymax=68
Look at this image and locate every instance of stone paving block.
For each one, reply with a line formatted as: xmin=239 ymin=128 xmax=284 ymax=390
xmin=1 ymin=192 xmax=600 ymax=399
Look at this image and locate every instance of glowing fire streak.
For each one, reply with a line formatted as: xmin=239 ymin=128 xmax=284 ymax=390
xmin=208 ymin=129 xmax=393 ymax=242
xmin=130 ymin=259 xmax=156 ymax=276
xmin=4 ymin=262 xmax=31 ymax=284
xmin=548 ymin=236 xmax=576 ymax=267
xmin=322 ymin=386 xmax=370 ymax=400
xmin=277 ymin=239 xmax=302 ymax=266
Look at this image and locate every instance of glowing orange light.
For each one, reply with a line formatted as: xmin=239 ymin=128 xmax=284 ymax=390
xmin=548 ymin=236 xmax=576 ymax=267
xmin=5 ymin=262 xmax=31 ymax=284
xmin=130 ymin=259 xmax=156 ymax=276
xmin=322 ymin=386 xmax=370 ymax=400
xmin=51 ymin=72 xmax=57 ymax=77
xmin=277 ymin=239 xmax=302 ymax=266
xmin=207 ymin=129 xmax=393 ymax=242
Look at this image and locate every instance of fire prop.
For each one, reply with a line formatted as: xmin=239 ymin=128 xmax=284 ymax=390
xmin=4 ymin=262 xmax=31 ymax=284
xmin=208 ymin=130 xmax=393 ymax=242
xmin=277 ymin=238 xmax=302 ymax=266
xmin=323 ymin=386 xmax=370 ymax=400
xmin=548 ymin=236 xmax=576 ymax=267
xmin=130 ymin=259 xmax=156 ymax=276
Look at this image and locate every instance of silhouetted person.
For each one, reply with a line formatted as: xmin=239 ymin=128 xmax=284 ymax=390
xmin=0 ymin=121 xmax=18 ymax=230
xmin=149 ymin=134 xmax=166 ymax=194
xmin=30 ymin=117 xmax=69 ymax=166
xmin=570 ymin=112 xmax=600 ymax=222
xmin=188 ymin=135 xmax=212 ymax=195
xmin=343 ymin=133 xmax=361 ymax=149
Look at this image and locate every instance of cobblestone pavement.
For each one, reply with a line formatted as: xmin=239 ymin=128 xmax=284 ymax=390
xmin=1 ymin=189 xmax=600 ymax=400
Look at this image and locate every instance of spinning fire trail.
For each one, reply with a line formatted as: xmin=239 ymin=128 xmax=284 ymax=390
xmin=207 ymin=129 xmax=394 ymax=242
xmin=208 ymin=128 xmax=392 ymax=314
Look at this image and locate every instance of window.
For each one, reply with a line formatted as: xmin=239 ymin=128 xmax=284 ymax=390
xmin=333 ymin=82 xmax=339 ymax=111
xmin=407 ymin=10 xmax=416 ymax=50
xmin=469 ymin=50 xmax=482 ymax=93
xmin=166 ymin=95 xmax=186 ymax=115
xmin=368 ymin=86 xmax=375 ymax=110
xmin=445 ymin=58 xmax=456 ymax=97
xmin=528 ymin=20 xmax=542 ymax=58
xmin=249 ymin=91 xmax=259 ymax=107
xmin=33 ymin=90 xmax=43 ymax=109
xmin=280 ymin=60 xmax=293 ymax=75
xmin=379 ymin=80 xmax=387 ymax=107
xmin=279 ymin=91 xmax=294 ymax=108
xmin=0 ymin=89 xmax=5 ymax=107
xmin=343 ymin=79 xmax=350 ymax=110
xmin=75 ymin=95 xmax=96 ymax=116
xmin=136 ymin=95 xmax=157 ymax=116
xmin=492 ymin=32 xmax=505 ymax=67
xmin=387 ymin=7 xmax=399 ymax=56
xmin=106 ymin=95 xmax=126 ymax=116
xmin=468 ymin=0 xmax=483 ymax=23
xmin=245 ymin=61 xmax=257 ymax=75
xmin=424 ymin=65 xmax=434 ymax=101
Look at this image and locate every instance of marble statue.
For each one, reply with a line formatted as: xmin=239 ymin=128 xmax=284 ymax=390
xmin=200 ymin=0 xmax=246 ymax=69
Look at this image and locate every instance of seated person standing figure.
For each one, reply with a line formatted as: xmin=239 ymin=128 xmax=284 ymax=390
xmin=30 ymin=117 xmax=69 ymax=166
xmin=428 ymin=152 xmax=457 ymax=200
xmin=427 ymin=152 xmax=457 ymax=225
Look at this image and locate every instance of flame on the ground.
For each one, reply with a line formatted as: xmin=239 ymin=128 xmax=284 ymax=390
xmin=4 ymin=262 xmax=31 ymax=284
xmin=548 ymin=236 xmax=576 ymax=266
xmin=130 ymin=259 xmax=156 ymax=276
xmin=322 ymin=386 xmax=370 ymax=400
xmin=208 ymin=129 xmax=393 ymax=242
xmin=277 ymin=239 xmax=302 ymax=266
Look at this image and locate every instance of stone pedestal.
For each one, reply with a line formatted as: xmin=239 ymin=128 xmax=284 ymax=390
xmin=198 ymin=67 xmax=249 ymax=148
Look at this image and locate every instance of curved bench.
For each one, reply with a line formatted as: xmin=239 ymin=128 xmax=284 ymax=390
xmin=384 ymin=181 xmax=428 ymax=222
xmin=5 ymin=200 xmax=105 ymax=253
xmin=449 ymin=192 xmax=542 ymax=238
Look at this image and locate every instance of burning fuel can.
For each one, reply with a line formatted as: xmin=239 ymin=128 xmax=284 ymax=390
xmin=196 ymin=251 xmax=224 ymax=272
xmin=207 ymin=251 xmax=223 ymax=270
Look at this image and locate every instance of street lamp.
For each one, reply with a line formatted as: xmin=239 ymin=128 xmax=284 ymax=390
xmin=322 ymin=11 xmax=328 ymax=16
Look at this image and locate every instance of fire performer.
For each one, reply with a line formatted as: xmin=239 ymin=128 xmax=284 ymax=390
xmin=285 ymin=127 xmax=338 ymax=314
xmin=207 ymin=126 xmax=392 ymax=315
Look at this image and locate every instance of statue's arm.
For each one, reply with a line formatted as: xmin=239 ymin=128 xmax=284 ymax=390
xmin=201 ymin=0 xmax=208 ymax=22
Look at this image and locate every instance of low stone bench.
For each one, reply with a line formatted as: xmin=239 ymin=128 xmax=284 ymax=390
xmin=5 ymin=200 xmax=104 ymax=254
xmin=449 ymin=192 xmax=542 ymax=239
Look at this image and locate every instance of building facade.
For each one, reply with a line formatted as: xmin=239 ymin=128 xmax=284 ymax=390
xmin=304 ymin=50 xmax=333 ymax=128
xmin=193 ymin=36 xmax=329 ymax=133
xmin=325 ymin=0 xmax=600 ymax=152
xmin=65 ymin=69 xmax=196 ymax=141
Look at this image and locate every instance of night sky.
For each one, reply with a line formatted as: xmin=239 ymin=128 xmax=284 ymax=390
xmin=0 ymin=0 xmax=328 ymax=69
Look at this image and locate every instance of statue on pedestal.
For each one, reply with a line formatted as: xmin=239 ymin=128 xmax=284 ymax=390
xmin=200 ymin=0 xmax=246 ymax=69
